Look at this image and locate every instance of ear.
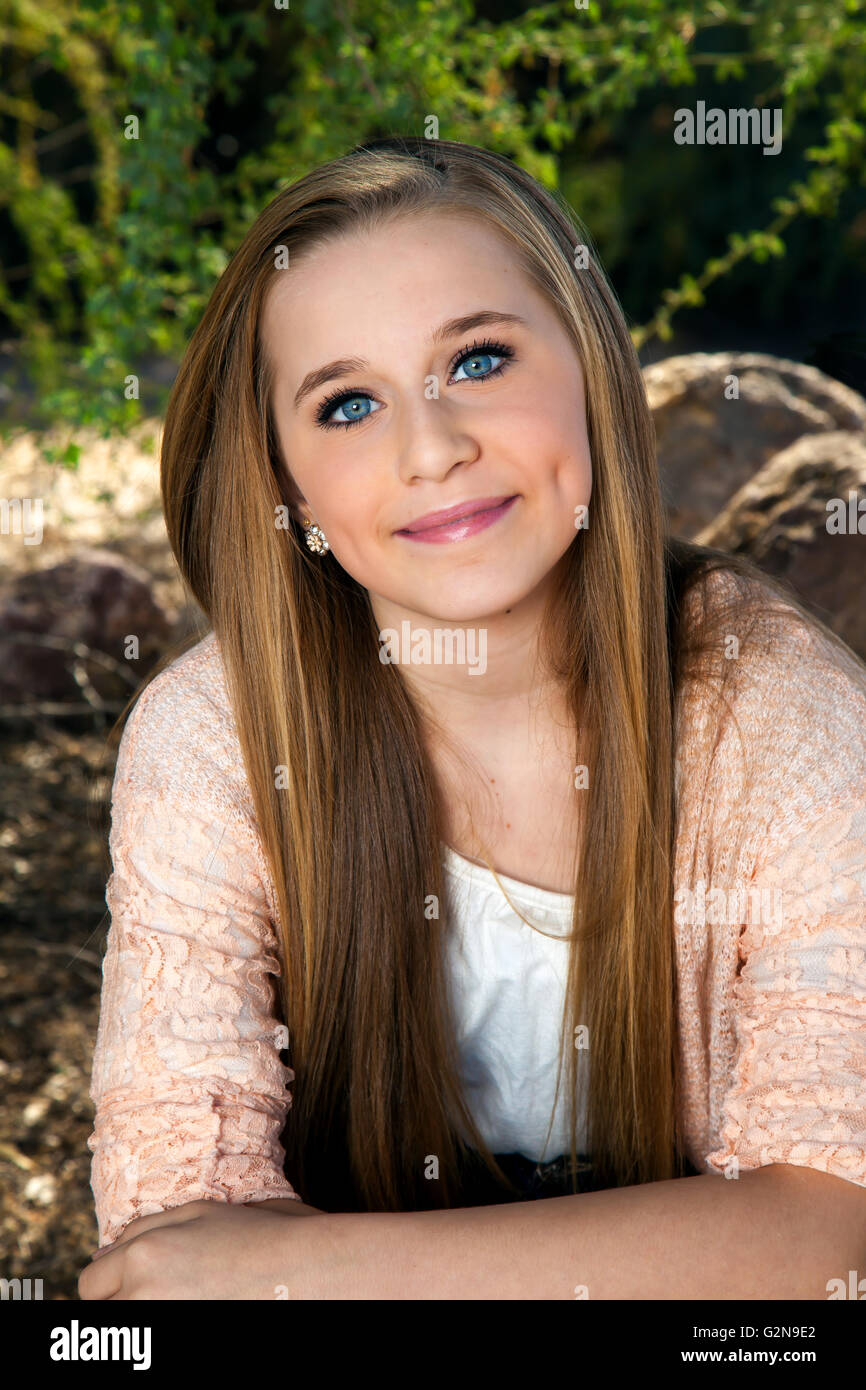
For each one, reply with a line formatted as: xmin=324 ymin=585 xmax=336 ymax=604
xmin=278 ymin=474 xmax=310 ymax=527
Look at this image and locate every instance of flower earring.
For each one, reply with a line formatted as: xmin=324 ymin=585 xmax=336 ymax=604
xmin=302 ymin=515 xmax=330 ymax=554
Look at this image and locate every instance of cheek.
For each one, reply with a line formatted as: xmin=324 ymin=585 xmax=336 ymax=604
xmin=533 ymin=419 xmax=591 ymax=539
xmin=507 ymin=381 xmax=588 ymax=469
xmin=528 ymin=417 xmax=592 ymax=498
xmin=568 ymin=447 xmax=592 ymax=495
xmin=322 ymin=496 xmax=389 ymax=579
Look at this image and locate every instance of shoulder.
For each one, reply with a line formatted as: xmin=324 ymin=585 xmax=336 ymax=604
xmin=127 ymin=629 xmax=230 ymax=724
xmin=113 ymin=631 xmax=253 ymax=817
xmin=677 ymin=564 xmax=866 ymax=743
xmin=674 ymin=564 xmax=866 ymax=849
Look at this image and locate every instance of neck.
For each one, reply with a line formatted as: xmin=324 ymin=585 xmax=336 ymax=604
xmin=367 ymin=567 xmax=566 ymax=744
xmin=368 ymin=567 xmax=583 ymax=881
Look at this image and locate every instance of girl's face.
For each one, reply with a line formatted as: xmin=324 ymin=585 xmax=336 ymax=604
xmin=262 ymin=211 xmax=592 ymax=624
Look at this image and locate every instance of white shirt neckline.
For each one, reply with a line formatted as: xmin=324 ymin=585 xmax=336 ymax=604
xmin=440 ymin=841 xmax=576 ymax=924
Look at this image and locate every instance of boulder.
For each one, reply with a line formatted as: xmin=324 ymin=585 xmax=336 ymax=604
xmin=0 ymin=548 xmax=171 ymax=708
xmin=643 ymin=352 xmax=866 ymax=538
xmin=697 ymin=431 xmax=866 ymax=662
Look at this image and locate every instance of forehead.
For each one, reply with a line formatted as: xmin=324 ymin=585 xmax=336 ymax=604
xmin=260 ymin=210 xmax=539 ymax=356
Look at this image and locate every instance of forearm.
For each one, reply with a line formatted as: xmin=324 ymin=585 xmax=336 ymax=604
xmin=245 ymin=1197 xmax=324 ymax=1216
xmin=313 ymin=1164 xmax=866 ymax=1300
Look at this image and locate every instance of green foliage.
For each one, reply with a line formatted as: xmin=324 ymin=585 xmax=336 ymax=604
xmin=0 ymin=0 xmax=864 ymax=462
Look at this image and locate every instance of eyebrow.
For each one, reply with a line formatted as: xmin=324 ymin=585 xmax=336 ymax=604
xmin=291 ymin=310 xmax=528 ymax=411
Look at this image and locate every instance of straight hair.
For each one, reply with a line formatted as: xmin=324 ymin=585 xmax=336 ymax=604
xmin=103 ymin=137 xmax=863 ymax=1210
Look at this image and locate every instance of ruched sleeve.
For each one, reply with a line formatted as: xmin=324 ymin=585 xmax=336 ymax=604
xmin=704 ymin=619 xmax=866 ymax=1188
xmin=87 ymin=650 xmax=302 ymax=1245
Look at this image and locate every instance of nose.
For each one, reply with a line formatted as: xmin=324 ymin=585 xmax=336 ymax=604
xmin=394 ymin=388 xmax=481 ymax=486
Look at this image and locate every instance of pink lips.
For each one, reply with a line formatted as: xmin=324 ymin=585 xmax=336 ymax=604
xmin=396 ymin=495 xmax=518 ymax=544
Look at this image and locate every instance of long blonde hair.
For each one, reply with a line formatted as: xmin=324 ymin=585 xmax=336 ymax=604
xmin=107 ymin=136 xmax=858 ymax=1210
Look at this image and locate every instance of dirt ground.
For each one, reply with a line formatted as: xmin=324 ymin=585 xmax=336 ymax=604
xmin=0 ymin=718 xmax=119 ymax=1299
xmin=1 ymin=418 xmax=189 ymax=1299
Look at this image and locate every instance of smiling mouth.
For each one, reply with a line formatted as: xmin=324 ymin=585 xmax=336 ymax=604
xmin=397 ymin=495 xmax=518 ymax=535
xmin=395 ymin=495 xmax=519 ymax=543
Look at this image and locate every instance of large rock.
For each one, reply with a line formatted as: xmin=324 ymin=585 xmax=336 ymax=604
xmin=697 ymin=431 xmax=866 ymax=661
xmin=644 ymin=352 xmax=866 ymax=538
xmin=0 ymin=548 xmax=172 ymax=708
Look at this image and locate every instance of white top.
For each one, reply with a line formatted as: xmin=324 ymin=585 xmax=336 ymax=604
xmin=441 ymin=843 xmax=589 ymax=1161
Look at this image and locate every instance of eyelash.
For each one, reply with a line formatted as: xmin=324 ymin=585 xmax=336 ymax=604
xmin=313 ymin=337 xmax=516 ymax=430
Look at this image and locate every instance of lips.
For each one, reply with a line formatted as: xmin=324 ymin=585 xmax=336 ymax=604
xmin=397 ymin=495 xmax=516 ymax=534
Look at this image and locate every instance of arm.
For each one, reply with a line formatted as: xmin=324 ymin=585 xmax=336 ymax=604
xmin=87 ymin=665 xmax=302 ymax=1248
xmin=245 ymin=1198 xmax=323 ymax=1216
xmin=311 ymin=1162 xmax=866 ymax=1300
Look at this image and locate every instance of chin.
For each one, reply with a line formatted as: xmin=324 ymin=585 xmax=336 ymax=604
xmin=422 ymin=589 xmax=529 ymax=623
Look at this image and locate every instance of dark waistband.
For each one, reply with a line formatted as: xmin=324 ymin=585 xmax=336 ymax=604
xmin=456 ymin=1148 xmax=599 ymax=1204
xmin=456 ymin=1149 xmax=702 ymax=1204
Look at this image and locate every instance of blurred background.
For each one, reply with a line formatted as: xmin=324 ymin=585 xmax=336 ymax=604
xmin=1 ymin=0 xmax=864 ymax=1298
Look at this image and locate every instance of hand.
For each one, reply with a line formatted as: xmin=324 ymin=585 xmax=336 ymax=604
xmin=78 ymin=1197 xmax=331 ymax=1300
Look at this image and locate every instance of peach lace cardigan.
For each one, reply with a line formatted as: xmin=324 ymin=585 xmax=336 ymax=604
xmin=87 ymin=582 xmax=866 ymax=1244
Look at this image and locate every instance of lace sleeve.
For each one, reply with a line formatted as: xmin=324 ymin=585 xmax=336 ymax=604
xmin=86 ymin=663 xmax=302 ymax=1245
xmin=704 ymin=620 xmax=866 ymax=1188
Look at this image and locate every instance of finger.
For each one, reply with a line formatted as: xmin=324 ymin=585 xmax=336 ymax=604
xmin=89 ymin=1246 xmax=120 ymax=1261
xmin=79 ymin=1248 xmax=124 ymax=1301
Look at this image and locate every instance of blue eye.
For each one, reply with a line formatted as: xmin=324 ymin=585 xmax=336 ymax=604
xmin=320 ymin=394 xmax=381 ymax=428
xmin=314 ymin=336 xmax=515 ymax=431
xmin=451 ymin=349 xmax=501 ymax=381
